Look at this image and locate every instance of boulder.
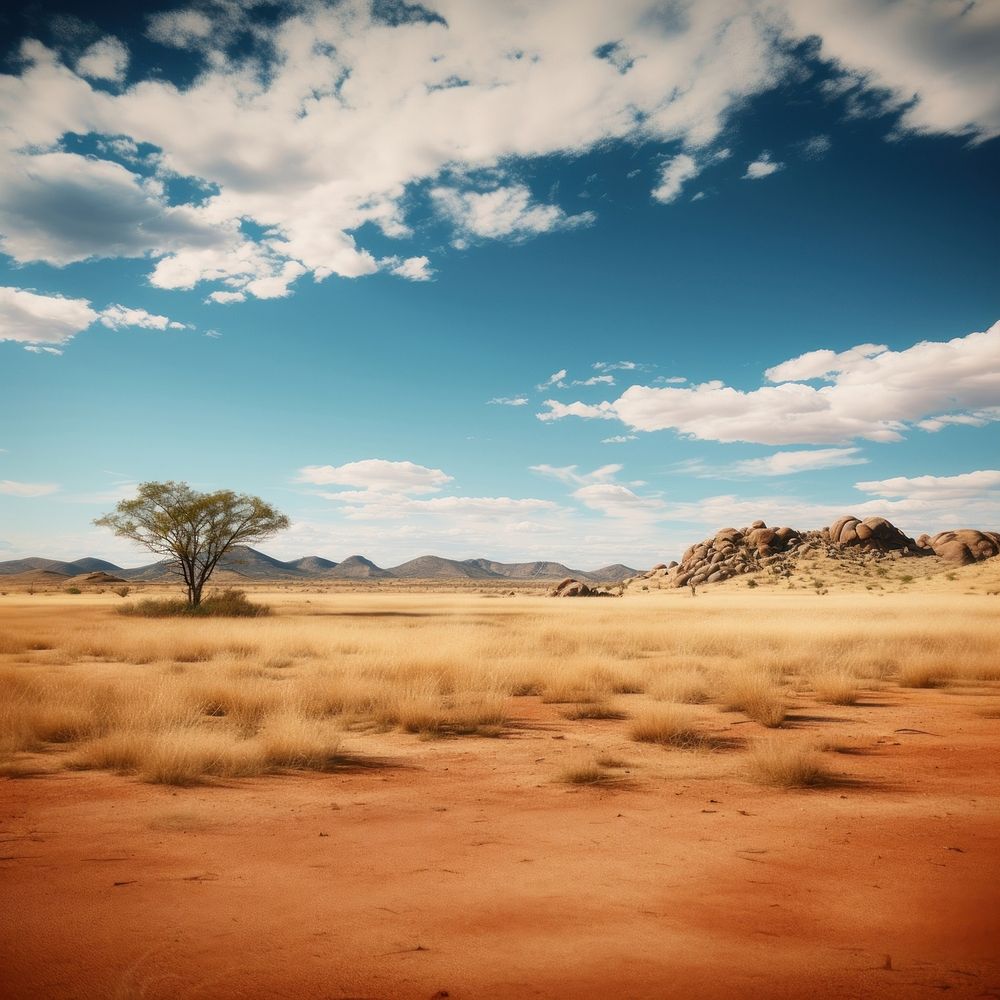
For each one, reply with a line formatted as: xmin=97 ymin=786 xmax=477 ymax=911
xmin=921 ymin=529 xmax=1000 ymax=565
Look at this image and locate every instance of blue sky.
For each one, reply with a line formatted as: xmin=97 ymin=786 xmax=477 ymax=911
xmin=0 ymin=0 xmax=997 ymax=568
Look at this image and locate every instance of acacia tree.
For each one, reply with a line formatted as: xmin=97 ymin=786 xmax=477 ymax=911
xmin=95 ymin=481 xmax=290 ymax=608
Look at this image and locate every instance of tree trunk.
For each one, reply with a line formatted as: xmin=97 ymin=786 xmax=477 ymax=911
xmin=190 ymin=582 xmax=203 ymax=607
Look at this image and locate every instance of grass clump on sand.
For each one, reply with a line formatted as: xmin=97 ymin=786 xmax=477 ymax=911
xmin=558 ymin=755 xmax=628 ymax=785
xmin=720 ymin=672 xmax=787 ymax=727
xmin=119 ymin=589 xmax=270 ymax=618
xmin=629 ymin=705 xmax=709 ymax=749
xmin=745 ymin=738 xmax=830 ymax=787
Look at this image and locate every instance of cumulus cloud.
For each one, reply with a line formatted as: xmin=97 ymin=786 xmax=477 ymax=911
xmin=0 ymin=480 xmax=60 ymax=497
xmin=0 ymin=151 xmax=224 ymax=267
xmin=432 ymin=185 xmax=595 ymax=243
xmin=98 ymin=305 xmax=186 ymax=330
xmin=782 ymin=0 xmax=1000 ymax=142
xmin=75 ymin=36 xmax=129 ymax=82
xmin=743 ymin=153 xmax=783 ymax=179
xmin=538 ymin=320 xmax=1000 ymax=446
xmin=296 ymin=459 xmax=453 ymax=495
xmin=0 ymin=286 xmax=97 ymax=347
xmin=388 ymin=255 xmax=433 ymax=281
xmin=652 ymin=153 xmax=699 ymax=204
xmin=0 ymin=0 xmax=994 ymax=303
xmin=537 ymin=369 xmax=568 ymax=391
xmin=573 ymin=483 xmax=666 ymax=520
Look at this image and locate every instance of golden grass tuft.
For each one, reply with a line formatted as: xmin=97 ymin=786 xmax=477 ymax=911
xmin=745 ymin=738 xmax=831 ymax=787
xmin=629 ymin=705 xmax=708 ymax=748
xmin=559 ymin=701 xmax=628 ymax=720
xmin=811 ymin=670 xmax=860 ymax=706
xmin=720 ymin=672 xmax=787 ymax=727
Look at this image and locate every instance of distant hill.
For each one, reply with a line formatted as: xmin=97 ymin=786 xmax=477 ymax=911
xmin=328 ymin=555 xmax=392 ymax=579
xmin=0 ymin=556 xmax=124 ymax=577
xmin=389 ymin=555 xmax=497 ymax=579
xmin=1 ymin=545 xmax=638 ymax=583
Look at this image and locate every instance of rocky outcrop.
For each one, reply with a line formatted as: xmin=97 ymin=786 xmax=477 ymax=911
xmin=917 ymin=529 xmax=1000 ymax=565
xmin=826 ymin=515 xmax=915 ymax=551
xmin=625 ymin=514 xmax=945 ymax=591
xmin=549 ymin=578 xmax=617 ymax=598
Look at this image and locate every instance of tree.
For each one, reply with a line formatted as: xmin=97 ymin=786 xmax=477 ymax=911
xmin=95 ymin=481 xmax=290 ymax=608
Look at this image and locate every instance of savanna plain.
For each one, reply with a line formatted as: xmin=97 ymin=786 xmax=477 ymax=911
xmin=2 ymin=573 xmax=999 ymax=999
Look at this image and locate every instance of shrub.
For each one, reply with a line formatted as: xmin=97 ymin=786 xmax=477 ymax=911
xmin=114 ymin=586 xmax=131 ymax=598
xmin=64 ymin=587 xmax=82 ymax=595
xmin=630 ymin=705 xmax=707 ymax=748
xmin=746 ymin=738 xmax=830 ymax=787
xmin=119 ymin=589 xmax=269 ymax=618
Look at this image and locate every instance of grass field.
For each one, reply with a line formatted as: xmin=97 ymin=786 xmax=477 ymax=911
xmin=2 ymin=586 xmax=998 ymax=785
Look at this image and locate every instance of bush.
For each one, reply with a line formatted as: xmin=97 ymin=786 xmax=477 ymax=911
xmin=119 ymin=589 xmax=270 ymax=618
xmin=64 ymin=587 xmax=82 ymax=595
xmin=114 ymin=586 xmax=131 ymax=598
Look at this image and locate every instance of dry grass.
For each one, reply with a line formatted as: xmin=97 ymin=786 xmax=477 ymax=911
xmin=745 ymin=738 xmax=831 ymax=787
xmin=811 ymin=670 xmax=861 ymax=706
xmin=719 ymin=672 xmax=787 ymax=727
xmin=1 ymin=588 xmax=998 ymax=785
xmin=630 ymin=705 xmax=709 ymax=748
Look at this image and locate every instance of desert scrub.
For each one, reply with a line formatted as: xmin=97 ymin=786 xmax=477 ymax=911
xmin=119 ymin=589 xmax=269 ymax=618
xmin=745 ymin=738 xmax=830 ymax=787
xmin=559 ymin=701 xmax=628 ymax=720
xmin=630 ymin=705 xmax=710 ymax=749
xmin=811 ymin=670 xmax=860 ymax=705
xmin=720 ymin=672 xmax=787 ymax=727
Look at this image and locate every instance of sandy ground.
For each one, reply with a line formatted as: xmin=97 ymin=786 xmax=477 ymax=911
xmin=3 ymin=650 xmax=999 ymax=1000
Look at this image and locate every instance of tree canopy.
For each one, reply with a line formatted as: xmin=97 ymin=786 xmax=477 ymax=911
xmin=95 ymin=481 xmax=290 ymax=606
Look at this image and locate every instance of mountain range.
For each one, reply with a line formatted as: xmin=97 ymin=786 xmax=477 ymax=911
xmin=0 ymin=546 xmax=638 ymax=583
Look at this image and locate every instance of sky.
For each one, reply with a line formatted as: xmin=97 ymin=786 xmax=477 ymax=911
xmin=0 ymin=0 xmax=998 ymax=569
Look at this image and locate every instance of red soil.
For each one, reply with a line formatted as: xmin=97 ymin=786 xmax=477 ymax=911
xmin=2 ymin=691 xmax=999 ymax=1000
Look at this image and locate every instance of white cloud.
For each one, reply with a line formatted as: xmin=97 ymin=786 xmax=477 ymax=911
xmin=432 ymin=185 xmax=595 ymax=242
xmin=800 ymin=134 xmax=832 ymax=158
xmin=530 ymin=463 xmax=623 ymax=486
xmin=296 ymin=459 xmax=453 ymax=495
xmin=487 ymin=396 xmax=529 ymax=407
xmin=98 ymin=305 xmax=186 ymax=331
xmin=729 ymin=447 xmax=869 ymax=477
xmin=0 ymin=0 xmax=993 ymax=302
xmin=593 ymin=360 xmax=638 ymax=372
xmin=0 ymin=151 xmax=224 ymax=267
xmin=388 ymin=255 xmax=433 ymax=281
xmin=0 ymin=480 xmax=60 ymax=497
xmin=537 ymin=369 xmax=568 ymax=391
xmin=743 ymin=153 xmax=783 ymax=179
xmin=146 ymin=10 xmax=214 ymax=48
xmin=916 ymin=407 xmax=1000 ymax=432
xmin=573 ymin=483 xmax=666 ymax=520
xmin=781 ymin=0 xmax=1000 ymax=142
xmin=538 ymin=320 xmax=1000 ymax=446
xmin=206 ymin=290 xmax=246 ymax=305
xmin=602 ymin=434 xmax=637 ymax=444
xmin=854 ymin=470 xmax=1000 ymax=501
xmin=765 ymin=343 xmax=888 ymax=382
xmin=75 ymin=36 xmax=129 ymax=83
xmin=573 ymin=374 xmax=615 ymax=387
xmin=0 ymin=286 xmax=96 ymax=347
xmin=652 ymin=153 xmax=699 ymax=203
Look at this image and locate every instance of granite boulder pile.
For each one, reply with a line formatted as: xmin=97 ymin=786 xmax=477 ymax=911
xmin=916 ymin=529 xmax=1000 ymax=565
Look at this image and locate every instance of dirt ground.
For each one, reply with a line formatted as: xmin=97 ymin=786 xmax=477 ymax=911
xmin=1 ymin=589 xmax=999 ymax=999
